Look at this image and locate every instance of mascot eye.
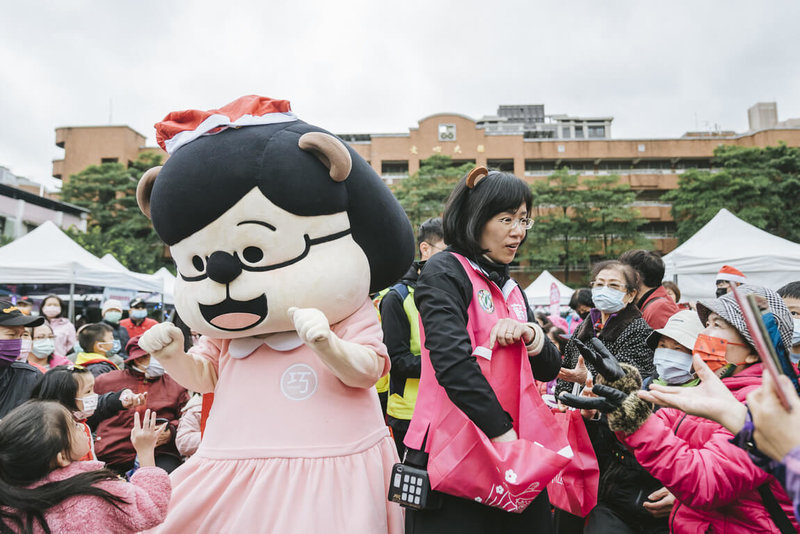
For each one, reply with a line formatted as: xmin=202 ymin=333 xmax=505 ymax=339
xmin=242 ymin=246 xmax=264 ymax=264
xmin=192 ymin=255 xmax=206 ymax=272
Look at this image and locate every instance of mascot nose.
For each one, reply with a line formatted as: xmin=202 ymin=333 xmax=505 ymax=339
xmin=206 ymin=251 xmax=242 ymax=285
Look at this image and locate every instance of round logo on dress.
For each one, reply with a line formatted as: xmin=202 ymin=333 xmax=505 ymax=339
xmin=280 ymin=363 xmax=318 ymax=401
xmin=477 ymin=289 xmax=495 ymax=313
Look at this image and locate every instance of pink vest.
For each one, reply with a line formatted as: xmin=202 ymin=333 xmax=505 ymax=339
xmin=404 ymin=253 xmax=570 ymax=511
xmin=405 ymin=253 xmax=530 ymax=451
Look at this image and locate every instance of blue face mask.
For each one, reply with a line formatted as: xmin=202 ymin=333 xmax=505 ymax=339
xmin=591 ymin=287 xmax=627 ymax=313
xmin=654 ymin=347 xmax=695 ymax=385
xmin=111 ymin=339 xmax=121 ymax=355
xmin=131 ymin=309 xmax=148 ymax=320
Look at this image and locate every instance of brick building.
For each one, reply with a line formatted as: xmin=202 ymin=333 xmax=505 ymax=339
xmin=52 ymin=102 xmax=800 ymax=259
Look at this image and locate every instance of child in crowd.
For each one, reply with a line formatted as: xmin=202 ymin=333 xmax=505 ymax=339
xmin=0 ymin=401 xmax=170 ymax=533
xmin=75 ymin=323 xmax=119 ymax=377
xmin=645 ymin=309 xmax=705 ymax=387
xmin=32 ymin=366 xmax=146 ymax=461
xmin=26 ymin=323 xmax=71 ymax=372
xmin=39 ymin=294 xmax=77 ymax=360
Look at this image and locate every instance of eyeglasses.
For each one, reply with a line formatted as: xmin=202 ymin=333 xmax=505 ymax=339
xmin=498 ymin=217 xmax=534 ymax=230
xmin=590 ymin=281 xmax=626 ymax=292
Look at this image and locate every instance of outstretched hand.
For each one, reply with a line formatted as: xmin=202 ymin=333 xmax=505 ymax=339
xmin=558 ymin=355 xmax=588 ymax=386
xmin=638 ymin=354 xmax=746 ymax=433
xmin=130 ymin=409 xmax=167 ymax=468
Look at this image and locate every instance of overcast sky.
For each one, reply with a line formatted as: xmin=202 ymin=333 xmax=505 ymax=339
xmin=2 ymin=0 xmax=799 ymax=188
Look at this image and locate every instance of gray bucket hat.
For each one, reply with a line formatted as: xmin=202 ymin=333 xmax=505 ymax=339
xmin=695 ymin=284 xmax=793 ymax=352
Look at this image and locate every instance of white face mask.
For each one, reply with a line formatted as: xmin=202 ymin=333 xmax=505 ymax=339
xmin=591 ymin=287 xmax=627 ymax=313
xmin=654 ymin=347 xmax=695 ymax=385
xmin=42 ymin=305 xmax=61 ymax=318
xmin=792 ymin=318 xmax=800 ymax=347
xmin=31 ymin=339 xmax=55 ymax=359
xmin=74 ymin=392 xmax=98 ymax=420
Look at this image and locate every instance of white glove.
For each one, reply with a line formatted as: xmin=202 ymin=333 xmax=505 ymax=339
xmin=287 ymin=306 xmax=382 ymax=388
xmin=138 ymin=322 xmax=185 ymax=359
xmin=288 ymin=307 xmax=331 ymax=346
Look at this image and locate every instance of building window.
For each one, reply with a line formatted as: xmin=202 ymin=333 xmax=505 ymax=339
xmin=675 ymin=159 xmax=712 ymax=170
xmin=438 ymin=123 xmax=456 ymax=142
xmin=381 ymin=161 xmax=409 ymax=178
xmin=451 ymin=159 xmax=476 ymax=168
xmin=561 ymin=127 xmax=571 ymax=139
xmin=574 ymin=126 xmax=584 ymax=138
xmin=487 ymin=159 xmax=514 ymax=172
xmin=597 ymin=160 xmax=634 ymax=171
xmin=561 ymin=160 xmax=594 ymax=172
xmin=525 ymin=160 xmax=557 ymax=174
xmin=588 ymin=125 xmax=605 ymax=138
xmin=634 ymin=160 xmax=672 ymax=171
xmin=101 ymin=157 xmax=118 ymax=164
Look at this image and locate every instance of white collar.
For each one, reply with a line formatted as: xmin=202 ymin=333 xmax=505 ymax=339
xmin=228 ymin=331 xmax=304 ymax=359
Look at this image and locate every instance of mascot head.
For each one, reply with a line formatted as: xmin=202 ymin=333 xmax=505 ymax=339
xmin=137 ymin=96 xmax=414 ymax=338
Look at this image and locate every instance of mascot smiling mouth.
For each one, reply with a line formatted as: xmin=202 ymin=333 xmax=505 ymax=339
xmin=199 ymin=294 xmax=268 ymax=331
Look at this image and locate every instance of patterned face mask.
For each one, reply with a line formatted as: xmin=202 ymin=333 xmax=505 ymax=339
xmin=692 ymin=333 xmax=748 ymax=372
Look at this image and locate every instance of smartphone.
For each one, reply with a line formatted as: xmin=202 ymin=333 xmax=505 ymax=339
xmin=731 ymin=286 xmax=793 ymax=410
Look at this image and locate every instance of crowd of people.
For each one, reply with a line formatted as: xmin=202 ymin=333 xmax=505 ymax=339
xmin=2 ymin=165 xmax=800 ymax=533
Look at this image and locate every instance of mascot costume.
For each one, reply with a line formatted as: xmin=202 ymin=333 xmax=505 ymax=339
xmin=136 ymin=95 xmax=413 ymax=532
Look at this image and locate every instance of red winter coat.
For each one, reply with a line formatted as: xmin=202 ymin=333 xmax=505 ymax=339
xmin=623 ymin=364 xmax=799 ymax=533
xmin=639 ymin=285 xmax=680 ymax=330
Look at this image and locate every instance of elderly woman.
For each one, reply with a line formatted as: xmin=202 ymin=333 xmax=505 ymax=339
xmin=555 ymin=260 xmax=661 ymax=533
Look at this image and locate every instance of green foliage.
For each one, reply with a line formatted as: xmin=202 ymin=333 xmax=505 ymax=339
xmin=391 ymin=155 xmax=474 ymax=230
xmin=61 ymin=152 xmax=169 ymax=273
xmin=523 ymin=169 xmax=648 ymax=282
xmin=664 ymin=144 xmax=800 ymax=243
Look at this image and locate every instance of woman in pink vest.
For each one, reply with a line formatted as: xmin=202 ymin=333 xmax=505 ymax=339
xmin=404 ymin=167 xmax=563 ymax=534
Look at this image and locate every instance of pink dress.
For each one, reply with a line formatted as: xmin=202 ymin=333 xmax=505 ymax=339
xmin=151 ymin=299 xmax=403 ymax=533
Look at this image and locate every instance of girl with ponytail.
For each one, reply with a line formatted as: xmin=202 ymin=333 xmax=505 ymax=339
xmin=0 ymin=401 xmax=170 ymax=533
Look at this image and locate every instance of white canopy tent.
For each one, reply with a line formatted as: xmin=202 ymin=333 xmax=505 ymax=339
xmin=0 ymin=221 xmax=164 ymax=317
xmin=524 ymin=270 xmax=575 ymax=306
xmin=663 ymin=209 xmax=800 ymax=301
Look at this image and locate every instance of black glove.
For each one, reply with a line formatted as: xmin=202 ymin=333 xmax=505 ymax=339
xmin=572 ymin=338 xmax=625 ymax=382
xmin=558 ymin=383 xmax=628 ymax=413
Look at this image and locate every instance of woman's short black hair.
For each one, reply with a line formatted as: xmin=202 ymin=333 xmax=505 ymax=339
xmin=569 ymin=288 xmax=594 ymax=309
xmin=777 ymin=281 xmax=800 ymax=300
xmin=31 ymin=366 xmax=89 ymax=412
xmin=442 ymin=171 xmax=533 ymax=259
xmin=40 ymin=294 xmax=67 ymax=318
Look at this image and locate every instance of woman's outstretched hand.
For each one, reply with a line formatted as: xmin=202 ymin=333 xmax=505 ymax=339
xmin=557 ymin=355 xmax=588 ymax=386
xmin=638 ymin=354 xmax=746 ymax=433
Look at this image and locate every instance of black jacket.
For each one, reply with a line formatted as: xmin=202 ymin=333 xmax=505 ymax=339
xmin=380 ymin=263 xmax=421 ymax=406
xmin=414 ymin=249 xmax=561 ymax=439
xmin=0 ymin=362 xmax=40 ymax=419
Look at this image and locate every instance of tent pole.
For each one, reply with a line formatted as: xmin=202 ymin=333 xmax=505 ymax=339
xmin=160 ymin=293 xmax=165 ymax=322
xmin=68 ymin=283 xmax=75 ymax=322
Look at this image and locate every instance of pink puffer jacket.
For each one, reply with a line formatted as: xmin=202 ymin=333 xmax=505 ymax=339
xmin=623 ymin=364 xmax=799 ymax=533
